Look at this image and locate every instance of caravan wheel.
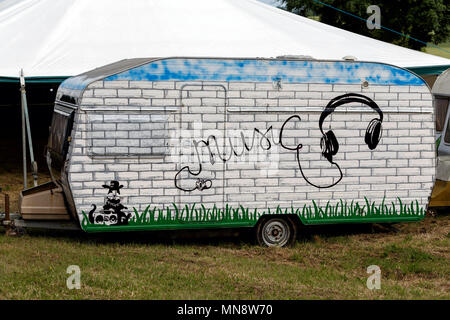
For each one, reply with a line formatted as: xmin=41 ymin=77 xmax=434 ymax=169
xmin=255 ymin=217 xmax=297 ymax=247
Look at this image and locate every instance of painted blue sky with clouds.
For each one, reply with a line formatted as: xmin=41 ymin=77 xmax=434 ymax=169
xmin=104 ymin=58 xmax=423 ymax=86
xmin=61 ymin=58 xmax=424 ymax=91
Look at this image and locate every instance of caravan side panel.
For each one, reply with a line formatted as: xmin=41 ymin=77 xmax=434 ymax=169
xmin=62 ymin=58 xmax=434 ymax=232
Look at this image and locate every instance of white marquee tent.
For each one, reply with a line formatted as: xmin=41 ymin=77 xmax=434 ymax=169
xmin=0 ymin=0 xmax=449 ymax=81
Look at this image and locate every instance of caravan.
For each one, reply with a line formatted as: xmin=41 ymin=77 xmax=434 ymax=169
xmin=430 ymin=68 xmax=450 ymax=207
xmin=18 ymin=57 xmax=435 ymax=246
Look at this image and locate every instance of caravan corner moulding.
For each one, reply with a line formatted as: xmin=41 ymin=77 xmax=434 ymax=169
xmin=47 ymin=57 xmax=434 ymax=238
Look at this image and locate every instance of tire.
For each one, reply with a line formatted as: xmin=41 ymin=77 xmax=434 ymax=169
xmin=255 ymin=216 xmax=297 ymax=247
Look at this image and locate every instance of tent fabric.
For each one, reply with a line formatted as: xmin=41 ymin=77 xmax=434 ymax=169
xmin=0 ymin=76 xmax=68 ymax=83
xmin=408 ymin=65 xmax=450 ymax=76
xmin=432 ymin=68 xmax=450 ymax=96
xmin=0 ymin=0 xmax=449 ymax=79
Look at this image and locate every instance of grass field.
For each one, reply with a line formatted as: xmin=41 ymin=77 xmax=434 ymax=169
xmin=425 ymin=41 xmax=450 ymax=59
xmin=0 ymin=213 xmax=448 ymax=299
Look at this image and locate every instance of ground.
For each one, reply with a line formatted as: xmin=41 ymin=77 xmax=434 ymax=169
xmin=0 ymin=213 xmax=448 ymax=300
xmin=425 ymin=41 xmax=450 ymax=59
xmin=0 ymin=130 xmax=51 ymax=213
xmin=0 ymin=170 xmax=51 ymax=213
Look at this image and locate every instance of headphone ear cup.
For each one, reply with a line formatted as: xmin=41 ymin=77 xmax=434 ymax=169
xmin=320 ymin=130 xmax=339 ymax=162
xmin=327 ymin=130 xmax=339 ymax=156
xmin=365 ymin=119 xmax=382 ymax=149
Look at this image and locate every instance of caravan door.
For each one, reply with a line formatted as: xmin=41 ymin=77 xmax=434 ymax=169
xmin=174 ymin=84 xmax=227 ymax=219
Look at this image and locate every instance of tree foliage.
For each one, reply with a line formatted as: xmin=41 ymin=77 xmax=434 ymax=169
xmin=281 ymin=0 xmax=449 ymax=50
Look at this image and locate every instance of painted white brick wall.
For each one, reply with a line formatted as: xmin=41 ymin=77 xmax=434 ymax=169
xmin=69 ymin=80 xmax=435 ymax=218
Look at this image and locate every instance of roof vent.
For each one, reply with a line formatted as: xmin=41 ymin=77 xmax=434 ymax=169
xmin=276 ymin=55 xmax=315 ymax=60
xmin=342 ymin=55 xmax=357 ymax=61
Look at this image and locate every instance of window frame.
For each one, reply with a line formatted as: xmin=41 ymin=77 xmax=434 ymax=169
xmin=444 ymin=99 xmax=450 ymax=144
xmin=435 ymin=96 xmax=449 ymax=133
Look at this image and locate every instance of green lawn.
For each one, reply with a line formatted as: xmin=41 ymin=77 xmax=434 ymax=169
xmin=425 ymin=41 xmax=450 ymax=59
xmin=0 ymin=214 xmax=448 ymax=299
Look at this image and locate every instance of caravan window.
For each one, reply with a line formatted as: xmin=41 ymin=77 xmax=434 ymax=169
xmin=436 ymin=97 xmax=449 ymax=132
xmin=86 ymin=112 xmax=169 ymax=157
xmin=47 ymin=103 xmax=75 ymax=165
xmin=445 ymin=106 xmax=450 ymax=143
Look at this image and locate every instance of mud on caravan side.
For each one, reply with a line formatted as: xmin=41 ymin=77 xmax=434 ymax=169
xmin=43 ymin=57 xmax=434 ymax=245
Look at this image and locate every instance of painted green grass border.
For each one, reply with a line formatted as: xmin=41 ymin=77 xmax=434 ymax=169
xmin=302 ymin=197 xmax=424 ymax=221
xmin=81 ymin=197 xmax=425 ymax=232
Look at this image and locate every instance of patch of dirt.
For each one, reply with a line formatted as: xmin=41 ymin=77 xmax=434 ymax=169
xmin=0 ymin=170 xmax=52 ymax=213
xmin=0 ymin=132 xmax=52 ymax=213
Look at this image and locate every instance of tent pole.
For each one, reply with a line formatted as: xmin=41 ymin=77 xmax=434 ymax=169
xmin=20 ymin=72 xmax=27 ymax=189
xmin=20 ymin=70 xmax=38 ymax=188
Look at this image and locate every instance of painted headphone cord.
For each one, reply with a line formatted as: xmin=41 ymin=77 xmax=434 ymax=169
xmin=279 ymin=115 xmax=343 ymax=189
xmin=174 ymin=163 xmax=213 ymax=192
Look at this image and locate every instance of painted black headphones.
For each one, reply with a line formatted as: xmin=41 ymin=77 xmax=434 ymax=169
xmin=318 ymin=93 xmax=383 ymax=163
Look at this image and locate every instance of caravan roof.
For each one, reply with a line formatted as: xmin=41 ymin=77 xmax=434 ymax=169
xmin=58 ymin=56 xmax=427 ymax=103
